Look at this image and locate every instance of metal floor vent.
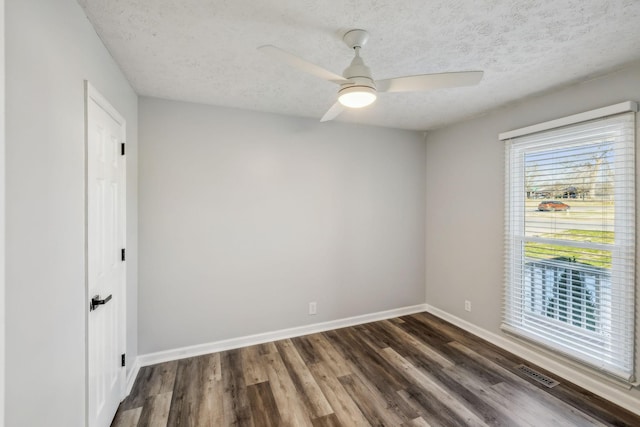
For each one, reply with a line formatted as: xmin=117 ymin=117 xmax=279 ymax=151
xmin=515 ymin=365 xmax=560 ymax=388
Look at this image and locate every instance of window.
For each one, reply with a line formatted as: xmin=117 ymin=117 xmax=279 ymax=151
xmin=501 ymin=103 xmax=636 ymax=382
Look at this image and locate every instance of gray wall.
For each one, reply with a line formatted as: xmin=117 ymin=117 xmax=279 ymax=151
xmin=138 ymin=97 xmax=426 ymax=354
xmin=0 ymin=0 xmax=4 ymax=424
xmin=425 ymin=61 xmax=640 ymax=405
xmin=5 ymin=0 xmax=138 ymax=425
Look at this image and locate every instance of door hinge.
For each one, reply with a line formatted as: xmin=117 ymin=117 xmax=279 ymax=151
xmin=121 ymin=248 xmax=126 ymax=262
xmin=121 ymin=353 xmax=126 ymax=367
xmin=121 ymin=142 xmax=126 ymax=156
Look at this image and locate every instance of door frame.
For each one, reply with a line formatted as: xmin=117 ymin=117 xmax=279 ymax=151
xmin=84 ymin=81 xmax=127 ymax=425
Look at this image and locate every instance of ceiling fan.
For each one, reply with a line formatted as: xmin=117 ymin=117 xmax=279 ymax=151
xmin=258 ymin=29 xmax=483 ymax=122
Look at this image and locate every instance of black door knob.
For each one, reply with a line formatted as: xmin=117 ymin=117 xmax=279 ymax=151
xmin=90 ymin=294 xmax=112 ymax=311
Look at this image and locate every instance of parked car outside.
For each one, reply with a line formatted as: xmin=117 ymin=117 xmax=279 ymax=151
xmin=538 ymin=201 xmax=570 ymax=211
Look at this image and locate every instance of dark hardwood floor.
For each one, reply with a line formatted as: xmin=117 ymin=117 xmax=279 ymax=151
xmin=112 ymin=312 xmax=640 ymax=426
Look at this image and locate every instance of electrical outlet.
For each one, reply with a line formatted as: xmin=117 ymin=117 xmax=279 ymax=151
xmin=308 ymin=302 xmax=317 ymax=315
xmin=465 ymin=300 xmax=471 ymax=312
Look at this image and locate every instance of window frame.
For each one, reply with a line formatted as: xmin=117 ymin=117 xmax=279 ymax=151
xmin=500 ymin=102 xmax=638 ymax=383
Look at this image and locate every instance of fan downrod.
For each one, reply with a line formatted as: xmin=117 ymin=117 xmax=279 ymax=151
xmin=343 ymin=29 xmax=369 ymax=50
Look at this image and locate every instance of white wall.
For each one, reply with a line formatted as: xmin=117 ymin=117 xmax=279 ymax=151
xmin=425 ymin=61 xmax=640 ymax=408
xmin=5 ymin=0 xmax=138 ymax=425
xmin=139 ymin=97 xmax=426 ymax=354
xmin=0 ymin=0 xmax=5 ymax=424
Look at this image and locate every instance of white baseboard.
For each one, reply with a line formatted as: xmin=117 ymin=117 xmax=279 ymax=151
xmin=134 ymin=303 xmax=428 ymax=369
xmin=125 ymin=356 xmax=141 ymax=396
xmin=423 ymin=304 xmax=640 ymax=417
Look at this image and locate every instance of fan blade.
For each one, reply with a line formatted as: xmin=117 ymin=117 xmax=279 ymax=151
xmin=377 ymin=71 xmax=483 ymax=93
xmin=258 ymin=45 xmax=348 ymax=84
xmin=320 ymin=102 xmax=344 ymax=122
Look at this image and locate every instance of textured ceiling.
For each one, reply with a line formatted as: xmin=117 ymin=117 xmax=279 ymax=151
xmin=77 ymin=0 xmax=640 ymax=131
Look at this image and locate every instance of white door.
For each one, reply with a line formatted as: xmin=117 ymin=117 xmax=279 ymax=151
xmin=86 ymin=83 xmax=126 ymax=427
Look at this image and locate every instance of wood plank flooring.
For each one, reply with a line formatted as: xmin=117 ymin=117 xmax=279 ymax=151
xmin=112 ymin=312 xmax=640 ymax=426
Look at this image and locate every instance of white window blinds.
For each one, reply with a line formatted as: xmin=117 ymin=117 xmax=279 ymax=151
xmin=502 ymin=109 xmax=636 ymax=382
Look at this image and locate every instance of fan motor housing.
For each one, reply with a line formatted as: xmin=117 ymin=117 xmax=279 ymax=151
xmin=340 ymin=76 xmax=376 ymax=91
xmin=342 ymin=54 xmax=375 ymax=83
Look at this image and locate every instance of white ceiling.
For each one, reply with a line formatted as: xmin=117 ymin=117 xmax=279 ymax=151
xmin=77 ymin=0 xmax=640 ymax=131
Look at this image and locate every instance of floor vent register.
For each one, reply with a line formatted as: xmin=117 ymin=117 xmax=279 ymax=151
xmin=515 ymin=364 xmax=560 ymax=388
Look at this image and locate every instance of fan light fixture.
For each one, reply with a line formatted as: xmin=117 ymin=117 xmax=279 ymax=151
xmin=258 ymin=28 xmax=484 ymax=122
xmin=338 ymin=86 xmax=377 ymax=108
